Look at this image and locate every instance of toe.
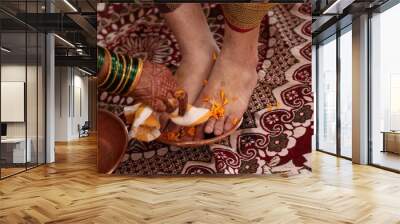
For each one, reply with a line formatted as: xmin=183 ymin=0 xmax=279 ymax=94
xmin=224 ymin=114 xmax=240 ymax=132
xmin=204 ymin=118 xmax=216 ymax=134
xmin=223 ymin=115 xmax=234 ymax=132
xmin=214 ymin=118 xmax=225 ymax=136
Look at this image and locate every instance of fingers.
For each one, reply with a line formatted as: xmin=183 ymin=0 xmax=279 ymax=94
xmin=157 ymin=89 xmax=188 ymax=116
xmin=152 ymin=99 xmax=167 ymax=112
xmin=160 ymin=113 xmax=170 ymax=131
xmin=174 ymin=89 xmax=188 ymax=116
xmin=164 ymin=97 xmax=179 ymax=113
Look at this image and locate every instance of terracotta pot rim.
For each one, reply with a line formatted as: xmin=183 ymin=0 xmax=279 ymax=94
xmin=98 ymin=109 xmax=129 ymax=174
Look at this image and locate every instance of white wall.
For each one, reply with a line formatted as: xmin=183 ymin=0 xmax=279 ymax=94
xmin=1 ymin=65 xmax=26 ymax=138
xmin=1 ymin=65 xmax=39 ymax=138
xmin=1 ymin=63 xmax=46 ymax=163
xmin=55 ymin=66 xmax=70 ymax=141
xmin=54 ymin=67 xmax=89 ymax=141
xmin=72 ymin=74 xmax=89 ymax=138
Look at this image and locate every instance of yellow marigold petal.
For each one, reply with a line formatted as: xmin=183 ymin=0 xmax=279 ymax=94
xmin=220 ymin=90 xmax=225 ymax=101
xmin=212 ymin=52 xmax=218 ymax=61
xmin=232 ymin=117 xmax=239 ymax=126
xmin=186 ymin=127 xmax=196 ymax=137
xmin=166 ymin=131 xmax=178 ymax=141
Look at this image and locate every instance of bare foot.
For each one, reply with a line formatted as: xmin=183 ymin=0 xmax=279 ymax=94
xmin=194 ymin=25 xmax=260 ymax=138
xmin=175 ymin=44 xmax=218 ymax=104
xmin=162 ymin=43 xmax=218 ymax=140
xmin=162 ymin=45 xmax=218 ymax=139
xmin=163 ymin=4 xmax=219 ymax=104
xmin=162 ymin=4 xmax=219 ymax=137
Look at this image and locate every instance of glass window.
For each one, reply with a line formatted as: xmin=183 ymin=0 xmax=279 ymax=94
xmin=1 ymin=30 xmax=28 ymax=178
xmin=317 ymin=35 xmax=337 ymax=154
xmin=371 ymin=3 xmax=400 ymax=171
xmin=339 ymin=27 xmax=352 ymax=158
xmin=0 ymin=0 xmax=46 ymax=179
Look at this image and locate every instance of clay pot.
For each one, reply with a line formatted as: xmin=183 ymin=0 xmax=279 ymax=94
xmin=97 ymin=109 xmax=129 ymax=174
xmin=157 ymin=118 xmax=243 ymax=147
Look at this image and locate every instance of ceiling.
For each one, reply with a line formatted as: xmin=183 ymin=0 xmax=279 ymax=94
xmin=0 ymin=0 xmax=96 ymax=73
xmin=312 ymin=0 xmax=391 ymax=43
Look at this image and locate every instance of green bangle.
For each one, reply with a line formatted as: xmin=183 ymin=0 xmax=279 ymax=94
xmin=109 ymin=54 xmax=127 ymax=93
xmin=98 ymin=47 xmax=112 ymax=88
xmin=115 ymin=55 xmax=133 ymax=94
xmin=102 ymin=51 xmax=119 ymax=90
xmin=97 ymin=47 xmax=105 ymax=71
xmin=120 ymin=57 xmax=139 ymax=96
xmin=106 ymin=53 xmax=123 ymax=92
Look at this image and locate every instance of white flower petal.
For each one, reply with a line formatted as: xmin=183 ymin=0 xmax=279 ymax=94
xmin=293 ymin=126 xmax=306 ymax=138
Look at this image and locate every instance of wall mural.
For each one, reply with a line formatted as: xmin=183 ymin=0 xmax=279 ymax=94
xmin=97 ymin=3 xmax=313 ymax=175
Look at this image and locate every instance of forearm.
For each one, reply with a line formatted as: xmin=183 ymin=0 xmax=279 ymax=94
xmin=97 ymin=47 xmax=188 ymax=115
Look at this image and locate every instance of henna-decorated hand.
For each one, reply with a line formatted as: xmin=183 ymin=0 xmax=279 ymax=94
xmin=132 ymin=61 xmax=188 ymax=115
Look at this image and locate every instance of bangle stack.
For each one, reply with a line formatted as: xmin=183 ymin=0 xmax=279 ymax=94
xmin=97 ymin=46 xmax=144 ymax=96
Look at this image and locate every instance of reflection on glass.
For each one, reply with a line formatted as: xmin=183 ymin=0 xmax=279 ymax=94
xmin=0 ymin=0 xmax=46 ymax=178
xmin=317 ymin=36 xmax=337 ymax=154
xmin=340 ymin=28 xmax=352 ymax=158
xmin=1 ymin=31 xmax=27 ymax=177
xmin=371 ymin=3 xmax=400 ymax=171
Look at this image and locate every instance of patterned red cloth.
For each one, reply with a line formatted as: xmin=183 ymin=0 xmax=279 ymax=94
xmin=97 ymin=3 xmax=313 ymax=175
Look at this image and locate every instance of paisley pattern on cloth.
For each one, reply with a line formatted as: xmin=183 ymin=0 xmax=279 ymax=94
xmin=97 ymin=3 xmax=313 ymax=176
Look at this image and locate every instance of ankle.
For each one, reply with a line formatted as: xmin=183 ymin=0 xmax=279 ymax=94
xmin=220 ymin=46 xmax=259 ymax=70
xmin=179 ymin=39 xmax=219 ymax=59
xmin=181 ymin=42 xmax=219 ymax=64
xmin=218 ymin=54 xmax=258 ymax=88
xmin=221 ymin=26 xmax=260 ymax=68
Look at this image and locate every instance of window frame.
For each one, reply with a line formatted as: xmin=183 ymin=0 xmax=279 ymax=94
xmin=315 ymin=23 xmax=353 ymax=161
xmin=367 ymin=1 xmax=400 ymax=173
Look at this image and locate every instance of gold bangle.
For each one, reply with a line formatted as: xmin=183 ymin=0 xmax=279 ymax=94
xmin=111 ymin=54 xmax=127 ymax=94
xmin=117 ymin=55 xmax=133 ymax=95
xmin=120 ymin=58 xmax=138 ymax=96
xmin=126 ymin=58 xmax=144 ymax=96
xmin=98 ymin=48 xmax=112 ymax=88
